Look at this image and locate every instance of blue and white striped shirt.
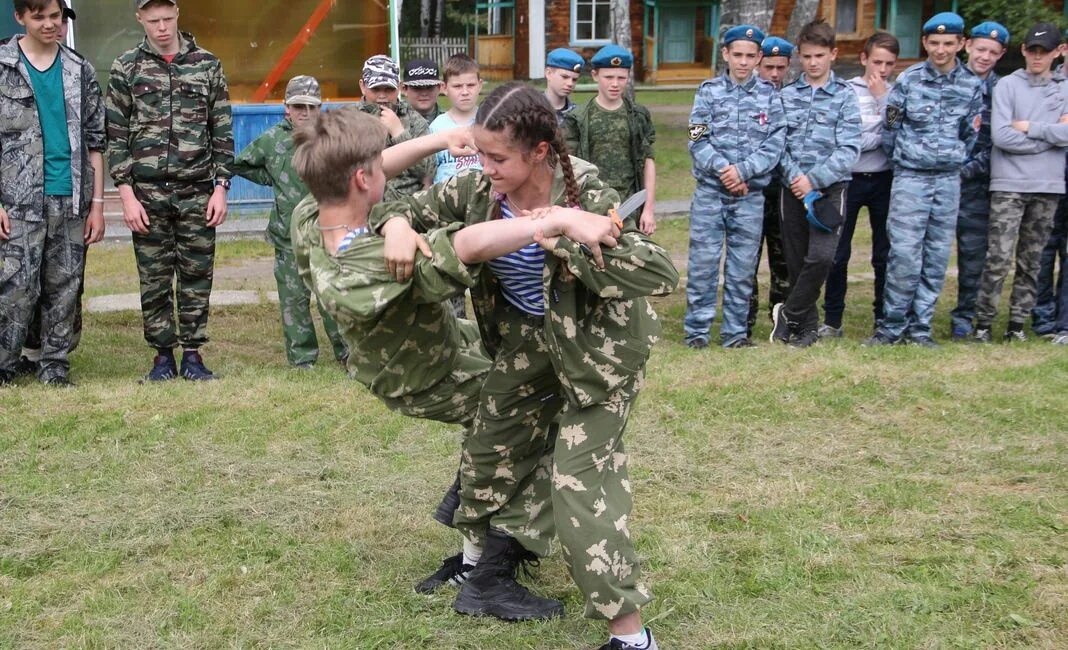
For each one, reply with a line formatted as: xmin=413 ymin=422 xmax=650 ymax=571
xmin=487 ymin=200 xmax=545 ymax=316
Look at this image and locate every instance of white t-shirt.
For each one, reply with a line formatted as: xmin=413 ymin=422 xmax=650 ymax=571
xmin=430 ymin=111 xmax=482 ymax=184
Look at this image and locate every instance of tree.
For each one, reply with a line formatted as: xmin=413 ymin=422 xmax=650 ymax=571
xmin=610 ymin=0 xmax=635 ymax=97
xmin=784 ymin=0 xmax=819 ymax=44
xmin=420 ymin=0 xmax=431 ymax=38
xmin=960 ymin=0 xmax=1065 ymax=50
xmin=720 ymin=0 xmax=776 ymax=33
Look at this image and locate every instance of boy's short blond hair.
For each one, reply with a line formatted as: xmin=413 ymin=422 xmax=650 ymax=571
xmin=293 ymin=108 xmax=387 ymax=205
xmin=443 ymin=53 xmax=480 ymax=82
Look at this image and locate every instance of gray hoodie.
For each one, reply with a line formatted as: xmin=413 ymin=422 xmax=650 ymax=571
xmin=991 ymin=69 xmax=1068 ymax=194
xmin=849 ymin=76 xmax=891 ymax=173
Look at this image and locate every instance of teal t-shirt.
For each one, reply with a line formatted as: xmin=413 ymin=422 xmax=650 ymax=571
xmin=21 ymin=47 xmax=72 ymax=196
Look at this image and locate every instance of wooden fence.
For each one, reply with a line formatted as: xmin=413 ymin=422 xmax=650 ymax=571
xmin=399 ymin=37 xmax=469 ymax=68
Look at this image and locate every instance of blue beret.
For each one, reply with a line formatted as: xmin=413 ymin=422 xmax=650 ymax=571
xmin=970 ymin=21 xmax=1010 ymax=46
xmin=724 ymin=24 xmax=766 ymax=47
xmin=546 ymin=48 xmax=585 ymax=72
xmin=761 ymin=36 xmax=794 ymax=58
xmin=591 ymin=44 xmax=633 ymax=69
xmin=923 ymin=12 xmax=964 ymax=36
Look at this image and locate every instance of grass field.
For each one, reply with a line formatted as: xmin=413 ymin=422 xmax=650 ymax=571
xmin=2 ymin=218 xmax=1066 ymax=648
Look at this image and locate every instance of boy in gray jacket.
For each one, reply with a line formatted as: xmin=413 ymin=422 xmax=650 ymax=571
xmin=975 ymin=24 xmax=1068 ymax=342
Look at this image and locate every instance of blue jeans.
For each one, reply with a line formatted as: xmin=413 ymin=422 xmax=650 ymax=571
xmin=1032 ymin=195 xmax=1068 ymax=334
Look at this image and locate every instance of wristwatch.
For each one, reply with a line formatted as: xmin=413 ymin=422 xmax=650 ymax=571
xmin=214 ymin=178 xmax=232 ymax=190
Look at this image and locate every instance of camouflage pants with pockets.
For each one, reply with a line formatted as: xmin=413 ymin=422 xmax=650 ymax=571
xmin=976 ymin=192 xmax=1059 ymax=326
xmin=684 ymin=183 xmax=765 ymax=346
xmin=24 ymin=250 xmax=86 ymax=358
xmin=749 ymin=183 xmax=789 ymax=330
xmin=132 ymin=181 xmax=215 ymax=350
xmin=0 ymin=196 xmax=84 ymax=380
xmin=880 ymin=170 xmax=960 ymax=340
xmin=454 ymin=305 xmax=653 ymax=620
xmin=950 ymin=177 xmax=992 ymax=334
xmin=274 ymin=246 xmax=346 ymax=366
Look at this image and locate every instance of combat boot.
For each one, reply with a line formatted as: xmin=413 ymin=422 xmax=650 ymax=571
xmin=452 ymin=528 xmax=564 ymax=621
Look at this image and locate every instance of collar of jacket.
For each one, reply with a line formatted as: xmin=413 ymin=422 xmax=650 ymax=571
xmin=795 ymin=71 xmax=843 ymax=93
xmin=0 ymin=35 xmax=82 ymax=69
xmin=921 ymin=58 xmax=964 ymax=81
xmin=138 ymin=31 xmax=197 ymax=61
xmin=722 ymin=71 xmax=760 ymax=92
xmin=547 ymin=156 xmax=600 ymax=206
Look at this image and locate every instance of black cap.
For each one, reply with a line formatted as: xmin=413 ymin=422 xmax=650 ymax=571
xmin=1024 ymin=23 xmax=1062 ymax=51
xmin=403 ymin=59 xmax=441 ymax=87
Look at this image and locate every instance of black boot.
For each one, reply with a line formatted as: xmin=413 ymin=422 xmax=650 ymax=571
xmin=432 ymin=469 xmax=462 ymax=528
xmin=452 ymin=529 xmax=564 ymax=621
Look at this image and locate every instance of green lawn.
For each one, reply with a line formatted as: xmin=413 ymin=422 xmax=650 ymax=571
xmin=2 ymin=224 xmax=1066 ymax=648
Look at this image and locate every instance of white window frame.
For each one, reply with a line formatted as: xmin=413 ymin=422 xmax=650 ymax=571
xmin=570 ymin=0 xmax=613 ymax=47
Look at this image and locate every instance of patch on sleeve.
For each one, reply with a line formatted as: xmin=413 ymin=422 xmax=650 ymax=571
xmin=688 ymin=123 xmax=708 ymax=141
xmin=885 ymin=105 xmax=902 ymax=128
xmin=972 ymin=114 xmax=982 ymax=131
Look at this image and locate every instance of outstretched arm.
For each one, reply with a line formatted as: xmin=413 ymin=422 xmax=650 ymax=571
xmin=382 ymin=127 xmax=475 ymax=178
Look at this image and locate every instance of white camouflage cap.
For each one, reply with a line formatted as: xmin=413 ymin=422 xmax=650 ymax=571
xmin=362 ymin=55 xmax=399 ymax=89
xmin=285 ymin=75 xmax=322 ymax=106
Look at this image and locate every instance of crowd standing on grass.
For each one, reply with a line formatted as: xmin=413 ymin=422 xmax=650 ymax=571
xmin=1 ymin=0 xmax=1068 ymax=646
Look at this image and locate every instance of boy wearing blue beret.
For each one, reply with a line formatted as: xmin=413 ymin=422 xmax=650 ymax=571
xmin=950 ymin=22 xmax=1010 ymax=339
xmin=866 ymin=12 xmax=983 ymax=347
xmin=563 ymin=44 xmax=658 ymax=235
xmin=770 ymin=19 xmax=862 ymax=347
xmin=684 ymin=25 xmax=786 ymax=348
xmin=544 ymin=48 xmax=584 ymax=124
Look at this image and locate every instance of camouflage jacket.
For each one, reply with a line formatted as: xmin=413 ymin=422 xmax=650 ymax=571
xmin=779 ymin=72 xmax=862 ymax=189
xmin=882 ymin=59 xmax=983 ymax=173
xmin=960 ymin=69 xmax=1000 ymax=182
xmin=232 ymin=118 xmax=305 ymax=251
xmin=290 ymin=197 xmax=484 ymax=398
xmin=688 ymin=72 xmax=786 ymax=191
xmin=0 ymin=37 xmax=105 ymax=221
xmin=563 ymin=96 xmax=656 ymax=196
xmin=106 ymin=32 xmax=233 ymax=185
xmin=368 ymin=157 xmax=679 ymax=408
xmin=354 ymin=100 xmax=434 ymax=200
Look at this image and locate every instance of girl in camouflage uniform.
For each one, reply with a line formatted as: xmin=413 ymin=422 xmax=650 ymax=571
xmin=374 ymin=83 xmax=678 ymax=650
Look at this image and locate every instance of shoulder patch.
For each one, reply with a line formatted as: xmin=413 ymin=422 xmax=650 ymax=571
xmin=885 ymin=105 xmax=902 ymax=128
xmin=688 ymin=123 xmax=707 ymax=141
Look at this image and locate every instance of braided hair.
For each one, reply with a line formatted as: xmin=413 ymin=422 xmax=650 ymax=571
xmin=476 ymin=82 xmax=581 ymax=217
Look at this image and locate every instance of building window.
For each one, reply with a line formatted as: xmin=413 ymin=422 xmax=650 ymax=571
xmin=572 ymin=0 xmax=612 ymax=45
xmin=835 ymin=0 xmax=859 ymax=34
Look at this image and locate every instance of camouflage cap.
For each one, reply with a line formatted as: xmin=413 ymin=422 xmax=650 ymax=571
xmin=362 ymin=54 xmax=399 ymax=89
xmin=285 ymin=75 xmax=322 ymax=106
xmin=136 ymin=0 xmax=177 ymax=8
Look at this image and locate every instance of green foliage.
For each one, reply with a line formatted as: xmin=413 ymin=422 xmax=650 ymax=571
xmin=960 ymin=0 xmax=1067 ymax=47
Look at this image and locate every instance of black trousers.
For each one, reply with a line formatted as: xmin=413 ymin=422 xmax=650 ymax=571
xmin=780 ymin=182 xmax=848 ymax=331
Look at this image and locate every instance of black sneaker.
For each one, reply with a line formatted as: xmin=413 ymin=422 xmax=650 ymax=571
xmin=180 ymin=351 xmax=217 ymax=381
xmin=415 ymin=553 xmax=475 ymax=594
xmin=13 ymin=355 xmax=37 ymax=377
xmin=453 ymin=529 xmax=564 ymax=621
xmin=432 ymin=472 xmax=461 ymax=528
xmin=685 ymin=336 xmax=709 ymax=349
xmin=597 ymin=628 xmax=659 ymax=650
xmin=907 ymin=335 xmax=940 ymax=349
xmin=1003 ymin=324 xmax=1028 ymax=343
xmin=770 ymin=303 xmax=790 ymax=344
xmin=143 ymin=354 xmax=178 ymax=382
xmin=724 ymin=337 xmax=754 ymax=349
xmin=789 ymin=329 xmax=819 ymax=348
xmin=863 ymin=332 xmax=897 ymax=347
xmin=972 ymin=327 xmax=992 ymax=344
xmin=42 ymin=375 xmax=75 ymax=388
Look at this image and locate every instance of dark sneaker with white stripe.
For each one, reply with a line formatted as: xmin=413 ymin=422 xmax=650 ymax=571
xmin=414 ymin=553 xmax=474 ymax=594
xmin=597 ymin=628 xmax=659 ymax=650
xmin=180 ymin=351 xmax=217 ymax=381
xmin=770 ymin=303 xmax=790 ymax=344
xmin=143 ymin=354 xmax=178 ymax=382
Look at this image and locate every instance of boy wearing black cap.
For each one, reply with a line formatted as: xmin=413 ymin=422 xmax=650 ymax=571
xmin=402 ymin=58 xmax=443 ymax=125
xmin=974 ymin=24 xmax=1068 ymax=343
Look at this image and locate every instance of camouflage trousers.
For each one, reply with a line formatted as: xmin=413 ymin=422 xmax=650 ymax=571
xmin=950 ymin=177 xmax=992 ymax=335
xmin=0 ymin=196 xmax=84 ymax=380
xmin=24 ymin=248 xmax=86 ymax=357
xmin=748 ymin=183 xmax=789 ymax=330
xmin=684 ymin=183 xmax=765 ymax=346
xmin=274 ymin=247 xmax=346 ymax=366
xmin=879 ymin=170 xmax=960 ymax=340
xmin=454 ymin=306 xmax=653 ymax=620
xmin=976 ymin=192 xmax=1060 ymax=326
xmin=132 ymin=181 xmax=215 ymax=350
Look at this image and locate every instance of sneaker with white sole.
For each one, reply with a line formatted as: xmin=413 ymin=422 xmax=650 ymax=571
xmin=817 ymin=323 xmax=843 ymax=339
xmin=770 ymin=303 xmax=790 ymax=344
xmin=1051 ymin=332 xmax=1068 ymax=345
xmin=597 ymin=628 xmax=659 ymax=650
xmin=414 ymin=553 xmax=474 ymax=594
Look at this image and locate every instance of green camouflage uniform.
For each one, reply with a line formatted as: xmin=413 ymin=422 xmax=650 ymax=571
xmin=0 ymin=38 xmax=105 ymax=381
xmin=369 ymin=158 xmax=679 ymax=620
xmin=354 ymin=100 xmax=434 ymax=201
xmin=106 ymin=32 xmax=233 ymax=351
xmin=563 ymin=97 xmax=656 ymax=198
xmin=289 ymin=196 xmax=489 ymax=427
xmin=232 ymin=118 xmax=346 ymax=365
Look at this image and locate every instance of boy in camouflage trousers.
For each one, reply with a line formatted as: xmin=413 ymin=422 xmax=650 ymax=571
xmin=232 ymin=75 xmax=346 ymax=368
xmin=106 ymin=0 xmax=233 ymax=381
xmin=564 ymin=44 xmax=658 ymax=235
xmin=0 ymin=0 xmax=105 ymax=387
xmin=974 ymin=24 xmax=1068 ymax=343
xmin=684 ymin=25 xmax=786 ymax=349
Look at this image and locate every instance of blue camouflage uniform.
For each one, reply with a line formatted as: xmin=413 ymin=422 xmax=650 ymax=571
xmin=877 ymin=13 xmax=983 ymax=342
xmin=684 ymin=25 xmax=787 ymax=347
xmin=951 ymin=22 xmax=1010 ymax=337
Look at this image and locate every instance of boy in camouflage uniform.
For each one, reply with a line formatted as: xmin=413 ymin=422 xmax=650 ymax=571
xmin=974 ymin=24 xmax=1068 ymax=343
xmin=949 ymin=22 xmax=1010 ymax=340
xmin=355 ymin=54 xmax=434 ymax=200
xmin=0 ymin=0 xmax=105 ymax=387
xmin=232 ymin=75 xmax=347 ymax=369
xmin=106 ymin=0 xmax=234 ymax=381
xmin=866 ymin=12 xmax=983 ymax=348
xmin=563 ymin=44 xmax=658 ymax=236
xmin=684 ymin=25 xmax=787 ymax=349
